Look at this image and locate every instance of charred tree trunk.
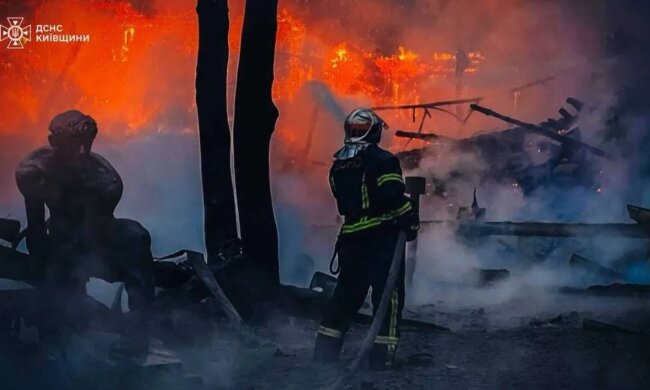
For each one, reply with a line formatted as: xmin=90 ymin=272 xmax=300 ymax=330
xmin=233 ymin=0 xmax=280 ymax=301
xmin=195 ymin=0 xmax=238 ymax=258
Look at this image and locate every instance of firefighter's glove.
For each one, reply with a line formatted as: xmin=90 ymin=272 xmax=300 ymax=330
xmin=398 ymin=208 xmax=420 ymax=242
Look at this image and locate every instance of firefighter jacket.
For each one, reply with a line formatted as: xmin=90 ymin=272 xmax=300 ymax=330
xmin=329 ymin=144 xmax=412 ymax=235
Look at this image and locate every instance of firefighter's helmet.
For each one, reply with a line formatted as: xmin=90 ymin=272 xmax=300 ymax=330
xmin=343 ymin=108 xmax=388 ymax=144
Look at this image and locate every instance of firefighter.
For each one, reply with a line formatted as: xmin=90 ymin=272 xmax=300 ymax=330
xmin=313 ymin=108 xmax=419 ymax=369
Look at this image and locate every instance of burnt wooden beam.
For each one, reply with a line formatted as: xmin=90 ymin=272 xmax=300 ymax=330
xmin=627 ymin=204 xmax=650 ymax=224
xmin=470 ymin=103 xmax=613 ymax=160
xmin=423 ymin=220 xmax=650 ymax=238
xmin=507 ymin=76 xmax=555 ymax=93
xmin=395 ymin=130 xmax=444 ymax=141
xmin=371 ymin=97 xmax=482 ymax=111
xmin=569 ymin=254 xmax=624 ymax=281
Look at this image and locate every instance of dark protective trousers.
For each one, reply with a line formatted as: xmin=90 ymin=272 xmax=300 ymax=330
xmin=317 ymin=228 xmax=405 ymax=364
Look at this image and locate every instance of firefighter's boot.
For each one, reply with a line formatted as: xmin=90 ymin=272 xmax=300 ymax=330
xmin=368 ymin=343 xmax=397 ymax=370
xmin=313 ymin=333 xmax=343 ymax=363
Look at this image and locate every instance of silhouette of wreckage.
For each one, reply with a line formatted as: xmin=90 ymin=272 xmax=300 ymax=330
xmin=0 ymin=99 xmax=648 ymax=384
xmin=0 ymin=218 xmax=449 ymax=335
xmin=380 ymin=98 xmax=650 ymax=294
xmin=392 ymin=98 xmax=606 ymax=198
xmin=421 ymin=196 xmax=650 ymax=296
xmin=320 ymin=97 xmax=650 ymax=297
xmin=1 ymin=98 xmax=647 ymax=327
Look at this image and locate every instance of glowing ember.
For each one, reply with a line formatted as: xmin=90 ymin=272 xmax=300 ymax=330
xmin=322 ymin=43 xmax=376 ymax=96
xmin=276 ymin=8 xmax=306 ymax=54
xmin=119 ymin=25 xmax=135 ymax=63
xmin=430 ymin=51 xmax=484 ymax=76
xmin=375 ymin=47 xmax=424 ymax=106
xmin=272 ymin=8 xmax=311 ymax=100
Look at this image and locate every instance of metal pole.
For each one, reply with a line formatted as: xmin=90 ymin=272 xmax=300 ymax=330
xmin=404 ymin=176 xmax=426 ymax=289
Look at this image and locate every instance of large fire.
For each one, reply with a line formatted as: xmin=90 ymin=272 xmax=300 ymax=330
xmin=0 ymin=0 xmax=198 ymax=138
xmin=0 ymin=1 xmax=485 ymax=145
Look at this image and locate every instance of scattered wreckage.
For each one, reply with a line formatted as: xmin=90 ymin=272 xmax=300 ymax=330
xmin=0 ymin=216 xmax=449 ymax=331
xmin=395 ymin=98 xmax=605 ymax=201
xmin=0 ymin=214 xmax=455 ymax=386
xmin=416 ymin=188 xmax=650 ymax=297
xmin=372 ymin=97 xmax=649 ymax=297
xmin=1 ymin=99 xmax=648 ymax=386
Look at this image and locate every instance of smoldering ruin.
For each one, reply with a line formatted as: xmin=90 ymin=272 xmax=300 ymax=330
xmin=1 ymin=0 xmax=650 ymax=389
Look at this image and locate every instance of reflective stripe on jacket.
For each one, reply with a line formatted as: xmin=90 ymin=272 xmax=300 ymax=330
xmin=329 ymin=145 xmax=410 ymax=235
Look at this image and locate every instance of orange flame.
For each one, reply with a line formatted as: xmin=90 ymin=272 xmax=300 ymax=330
xmin=375 ymin=47 xmax=424 ymax=106
xmin=0 ymin=2 xmax=484 ymax=145
xmin=321 ymin=43 xmax=376 ymax=96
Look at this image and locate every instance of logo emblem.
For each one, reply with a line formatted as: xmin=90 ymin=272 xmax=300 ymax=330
xmin=0 ymin=17 xmax=32 ymax=49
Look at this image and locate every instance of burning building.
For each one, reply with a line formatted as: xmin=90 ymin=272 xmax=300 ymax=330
xmin=0 ymin=0 xmax=650 ymax=388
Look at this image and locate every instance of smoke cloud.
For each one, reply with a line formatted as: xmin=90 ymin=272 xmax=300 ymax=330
xmin=1 ymin=0 xmax=650 ymax=326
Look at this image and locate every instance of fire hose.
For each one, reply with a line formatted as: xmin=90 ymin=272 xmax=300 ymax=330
xmin=328 ymin=230 xmax=408 ymax=390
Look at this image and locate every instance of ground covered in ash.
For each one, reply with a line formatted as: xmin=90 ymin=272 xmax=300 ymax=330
xmin=2 ymin=286 xmax=650 ymax=389
xmin=219 ymin=293 xmax=650 ymax=390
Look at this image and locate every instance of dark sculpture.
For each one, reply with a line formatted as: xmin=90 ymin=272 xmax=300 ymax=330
xmin=15 ymin=110 xmax=154 ymax=311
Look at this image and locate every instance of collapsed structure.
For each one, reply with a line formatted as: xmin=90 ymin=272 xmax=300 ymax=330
xmin=1 ymin=0 xmax=649 ymax=388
